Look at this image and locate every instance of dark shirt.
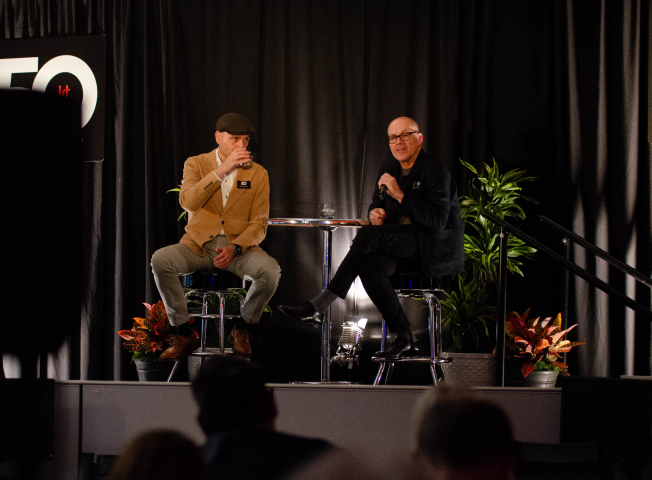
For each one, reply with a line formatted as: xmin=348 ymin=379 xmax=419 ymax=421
xmin=369 ymin=149 xmax=464 ymax=277
xmin=204 ymin=429 xmax=333 ymax=480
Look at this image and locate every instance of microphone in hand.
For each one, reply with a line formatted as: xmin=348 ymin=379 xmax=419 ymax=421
xmin=378 ymin=184 xmax=387 ymax=200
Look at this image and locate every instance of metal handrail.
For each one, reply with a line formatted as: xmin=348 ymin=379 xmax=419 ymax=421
xmin=540 ymin=216 xmax=652 ymax=288
xmin=480 ymin=209 xmax=652 ymax=387
xmin=481 ymin=210 xmax=651 ymax=318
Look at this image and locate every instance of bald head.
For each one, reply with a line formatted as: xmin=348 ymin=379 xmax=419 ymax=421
xmin=388 ymin=116 xmax=420 ymax=133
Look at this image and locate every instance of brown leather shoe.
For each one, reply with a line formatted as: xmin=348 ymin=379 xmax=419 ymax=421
xmin=232 ymin=329 xmax=252 ymax=357
xmin=159 ymin=334 xmax=199 ymax=360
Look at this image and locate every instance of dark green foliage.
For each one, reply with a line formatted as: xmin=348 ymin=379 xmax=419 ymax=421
xmin=439 ymin=158 xmax=538 ymax=352
xmin=459 ymin=159 xmax=537 ymax=291
xmin=441 ymin=275 xmax=497 ymax=352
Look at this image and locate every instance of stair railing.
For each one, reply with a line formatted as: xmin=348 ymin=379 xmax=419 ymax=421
xmin=479 ymin=209 xmax=652 ymax=387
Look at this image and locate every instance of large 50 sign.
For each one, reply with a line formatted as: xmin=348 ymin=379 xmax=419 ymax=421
xmin=0 ymin=55 xmax=98 ymax=128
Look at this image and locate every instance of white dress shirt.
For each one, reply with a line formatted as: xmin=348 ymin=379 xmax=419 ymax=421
xmin=215 ymin=148 xmax=235 ymax=235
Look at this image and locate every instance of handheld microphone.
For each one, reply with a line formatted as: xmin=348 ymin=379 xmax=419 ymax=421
xmin=379 ymin=184 xmax=387 ymax=200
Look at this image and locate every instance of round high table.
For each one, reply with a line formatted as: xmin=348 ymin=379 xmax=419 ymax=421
xmin=268 ymin=218 xmax=370 ymax=382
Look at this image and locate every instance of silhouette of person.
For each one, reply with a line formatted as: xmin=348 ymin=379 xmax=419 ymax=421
xmin=413 ymin=384 xmax=516 ymax=480
xmin=191 ymin=356 xmax=334 ymax=480
xmin=108 ymin=429 xmax=209 ymax=480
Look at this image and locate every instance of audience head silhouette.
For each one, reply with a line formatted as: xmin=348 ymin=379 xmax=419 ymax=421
xmin=108 ymin=429 xmax=208 ymax=480
xmin=414 ymin=384 xmax=515 ymax=480
xmin=192 ymin=356 xmax=276 ymax=434
xmin=191 ymin=356 xmax=332 ymax=480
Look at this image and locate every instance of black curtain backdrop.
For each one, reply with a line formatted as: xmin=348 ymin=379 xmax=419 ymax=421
xmin=1 ymin=0 xmax=649 ymax=382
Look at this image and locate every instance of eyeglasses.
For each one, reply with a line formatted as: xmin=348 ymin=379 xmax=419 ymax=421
xmin=388 ymin=131 xmax=418 ymax=144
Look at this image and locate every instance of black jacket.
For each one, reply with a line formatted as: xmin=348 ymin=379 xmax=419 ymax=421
xmin=204 ymin=429 xmax=333 ymax=480
xmin=368 ymin=149 xmax=464 ymax=277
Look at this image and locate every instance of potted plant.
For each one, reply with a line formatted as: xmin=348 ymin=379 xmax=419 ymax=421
xmin=117 ymin=301 xmax=196 ymax=381
xmin=457 ymin=159 xmax=538 ymax=292
xmin=504 ymin=308 xmax=585 ymax=387
xmin=439 ymin=159 xmax=537 ymax=385
xmin=440 ymin=275 xmax=495 ymax=352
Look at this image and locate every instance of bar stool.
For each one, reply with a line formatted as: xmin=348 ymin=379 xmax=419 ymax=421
xmin=167 ymin=269 xmax=247 ymax=381
xmin=371 ymin=273 xmax=452 ymax=385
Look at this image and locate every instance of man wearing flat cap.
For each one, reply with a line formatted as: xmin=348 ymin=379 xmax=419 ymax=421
xmin=152 ymin=113 xmax=281 ymax=358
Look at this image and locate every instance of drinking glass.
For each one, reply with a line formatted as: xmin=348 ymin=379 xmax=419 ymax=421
xmin=319 ymin=203 xmax=335 ymax=219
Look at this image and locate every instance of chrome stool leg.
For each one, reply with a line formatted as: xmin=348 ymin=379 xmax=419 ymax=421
xmin=373 ymin=363 xmax=385 ymax=385
xmin=373 ymin=320 xmax=387 ymax=385
xmin=219 ymin=293 xmax=226 ymax=354
xmin=385 ymin=336 xmax=395 ymax=384
xmin=371 ymin=287 xmax=451 ymax=386
xmin=373 ymin=319 xmax=395 ymax=385
xmin=425 ymin=293 xmax=445 ymax=385
xmin=167 ymin=288 xmax=245 ymax=381
xmin=167 ymin=360 xmax=181 ymax=382
xmin=200 ymin=291 xmax=209 ymax=352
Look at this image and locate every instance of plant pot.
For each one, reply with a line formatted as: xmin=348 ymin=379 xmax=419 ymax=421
xmin=505 ymin=368 xmax=559 ymax=388
xmin=134 ymin=359 xmax=174 ymax=382
xmin=524 ymin=370 xmax=559 ymax=388
xmin=440 ymin=352 xmax=496 ymax=387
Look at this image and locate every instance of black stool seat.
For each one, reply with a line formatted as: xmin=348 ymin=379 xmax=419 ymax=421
xmin=180 ymin=269 xmax=246 ymax=289
xmin=390 ymin=272 xmax=445 ymax=290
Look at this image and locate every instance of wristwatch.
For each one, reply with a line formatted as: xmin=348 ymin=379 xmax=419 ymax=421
xmin=230 ymin=244 xmax=243 ymax=257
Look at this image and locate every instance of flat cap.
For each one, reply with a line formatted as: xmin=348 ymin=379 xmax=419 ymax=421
xmin=215 ymin=113 xmax=256 ymax=136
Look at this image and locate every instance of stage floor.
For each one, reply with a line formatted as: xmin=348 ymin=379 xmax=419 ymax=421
xmin=3 ymin=380 xmax=563 ymax=480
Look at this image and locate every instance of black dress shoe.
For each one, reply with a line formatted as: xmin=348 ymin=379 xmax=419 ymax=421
xmin=374 ymin=337 xmax=419 ymax=360
xmin=278 ymin=303 xmax=323 ymax=324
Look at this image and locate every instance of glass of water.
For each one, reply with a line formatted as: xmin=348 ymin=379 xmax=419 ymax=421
xmin=319 ymin=203 xmax=335 ymax=219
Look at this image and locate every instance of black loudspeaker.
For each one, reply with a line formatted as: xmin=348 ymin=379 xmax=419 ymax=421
xmin=0 ymin=379 xmax=55 ymax=461
xmin=0 ymin=89 xmax=83 ymax=361
xmin=0 ymin=89 xmax=82 ymax=479
xmin=560 ymin=376 xmax=652 ymax=474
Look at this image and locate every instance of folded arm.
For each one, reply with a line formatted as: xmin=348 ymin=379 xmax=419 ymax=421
xmin=179 ymin=158 xmax=221 ymax=213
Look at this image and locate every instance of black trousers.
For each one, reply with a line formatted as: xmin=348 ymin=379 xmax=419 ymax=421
xmin=328 ymin=224 xmax=421 ymax=333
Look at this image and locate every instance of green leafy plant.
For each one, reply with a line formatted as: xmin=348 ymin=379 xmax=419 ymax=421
xmin=459 ymin=159 xmax=538 ymax=224
xmin=464 ymin=222 xmax=537 ymax=290
xmin=167 ymin=186 xmax=188 ymax=222
xmin=440 ymin=159 xmax=538 ymax=353
xmin=459 ymin=159 xmax=538 ymax=291
xmin=505 ymin=308 xmax=585 ymax=377
xmin=441 ymin=275 xmax=497 ymax=352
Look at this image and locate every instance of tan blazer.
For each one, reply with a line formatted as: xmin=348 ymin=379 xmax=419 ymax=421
xmin=178 ymin=149 xmax=270 ymax=257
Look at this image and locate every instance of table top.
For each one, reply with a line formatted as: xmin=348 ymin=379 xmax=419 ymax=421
xmin=268 ymin=218 xmax=370 ymax=227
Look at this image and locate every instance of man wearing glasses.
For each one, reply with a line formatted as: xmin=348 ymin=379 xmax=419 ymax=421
xmin=279 ymin=116 xmax=463 ymax=359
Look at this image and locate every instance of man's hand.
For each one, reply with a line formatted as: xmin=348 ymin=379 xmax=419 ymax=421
xmin=214 ymin=245 xmax=235 ymax=269
xmin=370 ymin=208 xmax=387 ymax=225
xmin=378 ymin=173 xmax=404 ymax=202
xmin=215 ymin=147 xmax=252 ymax=179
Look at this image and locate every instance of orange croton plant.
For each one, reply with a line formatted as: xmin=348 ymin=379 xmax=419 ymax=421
xmin=505 ymin=308 xmax=585 ymax=378
xmin=117 ymin=301 xmax=176 ymax=360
